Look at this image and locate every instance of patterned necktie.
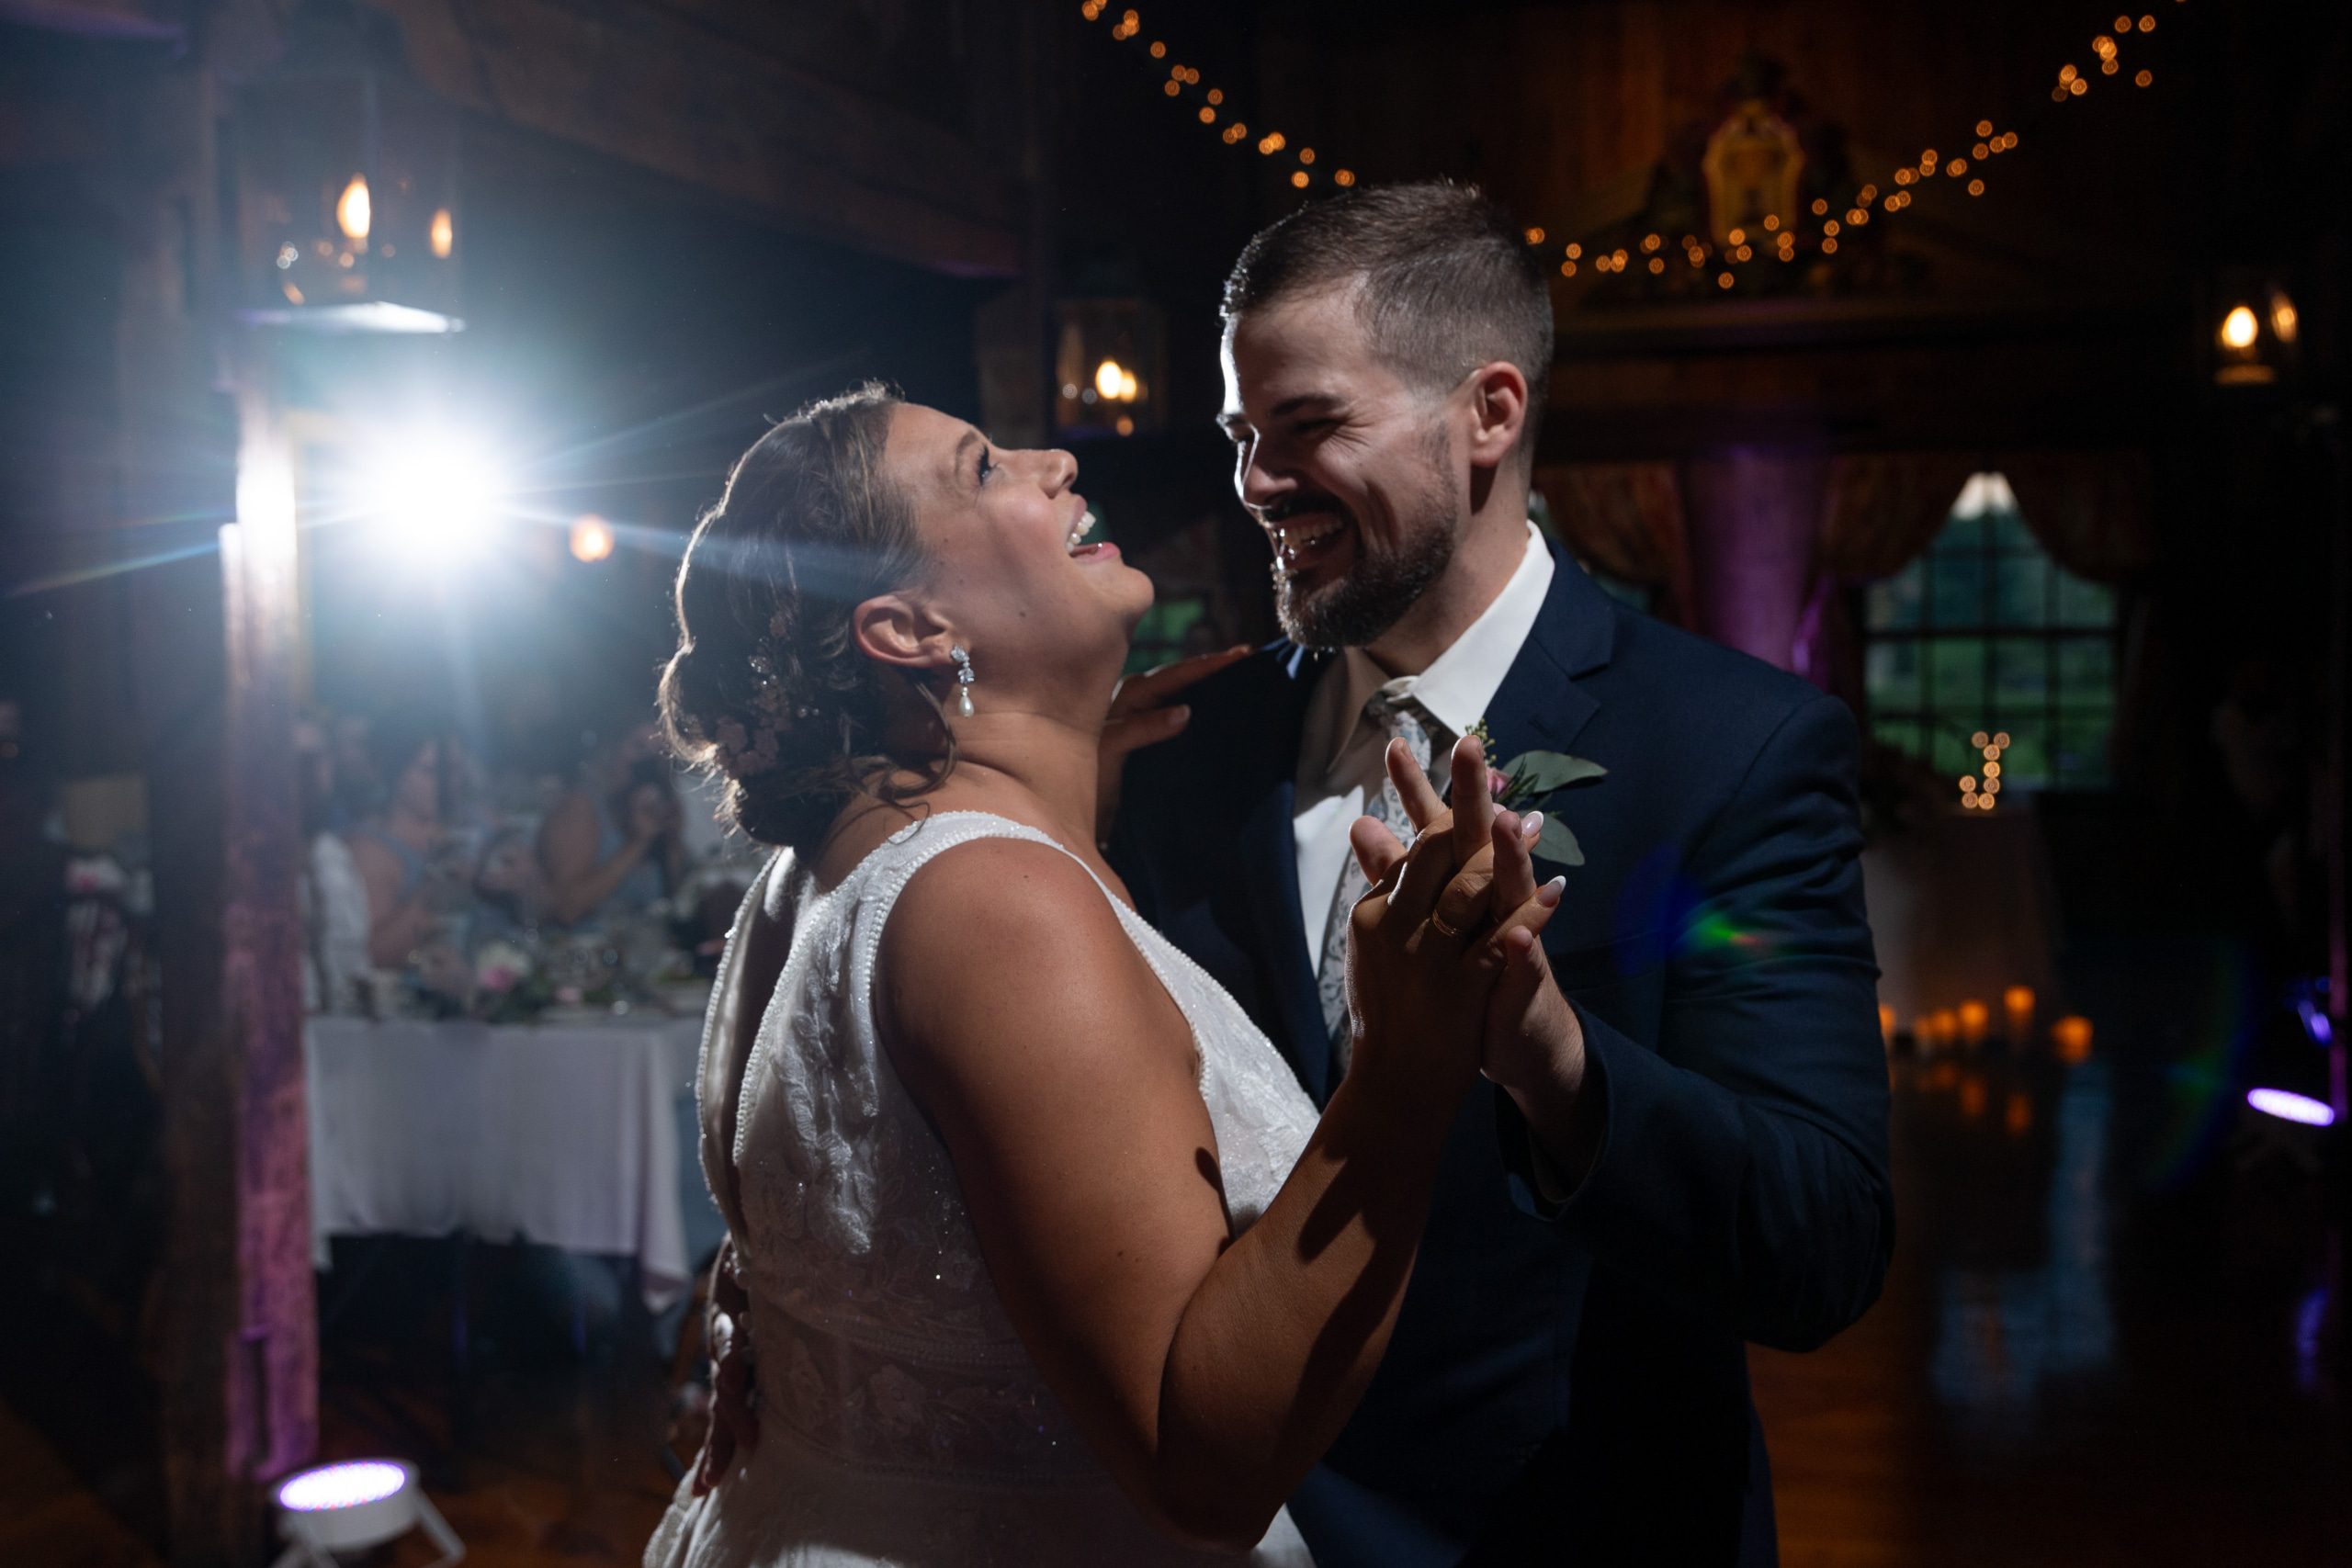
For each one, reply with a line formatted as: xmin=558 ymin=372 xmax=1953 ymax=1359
xmin=1317 ymin=680 xmax=1438 ymax=1078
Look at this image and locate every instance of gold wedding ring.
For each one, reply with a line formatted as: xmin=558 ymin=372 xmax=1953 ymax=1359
xmin=1428 ymin=909 xmax=1464 ymax=939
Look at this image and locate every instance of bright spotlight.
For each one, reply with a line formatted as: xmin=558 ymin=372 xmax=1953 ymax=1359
xmin=271 ymin=1459 xmax=462 ymax=1567
xmin=358 ymin=429 xmax=506 ymax=562
xmin=2246 ymin=1088 xmax=2336 ymax=1128
xmin=569 ymin=514 xmax=615 ymax=563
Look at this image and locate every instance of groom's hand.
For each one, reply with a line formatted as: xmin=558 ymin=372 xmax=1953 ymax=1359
xmin=1095 ymin=644 xmax=1252 ymax=840
xmin=1475 ymin=812 xmax=1597 ymax=1191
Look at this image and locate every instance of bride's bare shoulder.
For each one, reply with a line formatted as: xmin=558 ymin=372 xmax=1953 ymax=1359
xmin=880 ymin=836 xmax=1185 ymax=1078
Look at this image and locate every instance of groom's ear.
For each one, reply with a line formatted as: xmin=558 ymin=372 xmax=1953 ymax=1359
xmin=1463 ymin=361 xmax=1530 ymax=474
xmin=851 ymin=592 xmax=952 ymax=674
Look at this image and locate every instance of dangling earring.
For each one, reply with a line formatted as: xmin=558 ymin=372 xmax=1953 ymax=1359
xmin=949 ymin=646 xmax=976 ymax=717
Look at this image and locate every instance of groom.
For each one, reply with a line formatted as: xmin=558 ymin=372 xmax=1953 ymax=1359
xmin=1106 ymin=181 xmax=1893 ymax=1565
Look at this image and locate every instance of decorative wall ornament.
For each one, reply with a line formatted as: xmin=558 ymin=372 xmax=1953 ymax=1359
xmin=1701 ymin=66 xmax=1807 ymax=249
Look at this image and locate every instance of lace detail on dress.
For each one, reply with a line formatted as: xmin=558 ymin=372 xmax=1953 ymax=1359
xmin=724 ymin=813 xmax=1321 ymax=1488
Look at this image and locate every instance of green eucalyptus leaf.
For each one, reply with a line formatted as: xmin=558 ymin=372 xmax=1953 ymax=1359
xmin=1533 ymin=816 xmax=1585 ymax=867
xmin=1506 ymin=750 xmax=1609 ymax=796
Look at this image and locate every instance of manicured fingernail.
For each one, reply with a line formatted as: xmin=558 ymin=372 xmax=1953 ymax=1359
xmin=1537 ymin=875 xmax=1566 ymax=907
xmin=1521 ymin=810 xmax=1544 ymax=840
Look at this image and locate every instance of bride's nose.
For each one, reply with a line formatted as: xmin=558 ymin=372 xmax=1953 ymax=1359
xmin=1039 ymin=447 xmax=1078 ymax=493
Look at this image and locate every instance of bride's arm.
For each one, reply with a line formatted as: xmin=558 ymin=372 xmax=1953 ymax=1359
xmin=881 ymin=778 xmax=1545 ymax=1549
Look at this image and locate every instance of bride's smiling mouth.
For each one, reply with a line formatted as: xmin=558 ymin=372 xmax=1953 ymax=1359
xmin=1065 ymin=507 xmax=1119 ymax=563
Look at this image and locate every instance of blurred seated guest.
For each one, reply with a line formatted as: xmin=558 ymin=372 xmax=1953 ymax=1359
xmin=471 ymin=823 xmax=548 ymax=941
xmin=537 ymin=723 xmax=684 ymax=927
xmin=327 ymin=710 xmax=378 ymax=831
xmin=295 ymin=716 xmax=369 ymax=1013
xmin=343 ymin=714 xmax=469 ymax=971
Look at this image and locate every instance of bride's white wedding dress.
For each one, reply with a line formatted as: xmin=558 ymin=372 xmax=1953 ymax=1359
xmin=648 ymin=812 xmax=1321 ymax=1567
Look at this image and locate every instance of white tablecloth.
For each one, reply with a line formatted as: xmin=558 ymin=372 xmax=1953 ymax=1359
xmin=305 ymin=1014 xmax=706 ymax=1308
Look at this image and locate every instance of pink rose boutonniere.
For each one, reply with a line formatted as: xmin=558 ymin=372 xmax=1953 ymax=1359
xmin=1462 ymin=719 xmax=1606 ymax=867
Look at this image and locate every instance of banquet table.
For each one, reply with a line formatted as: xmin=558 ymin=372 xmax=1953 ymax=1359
xmin=304 ymin=1012 xmax=707 ymax=1309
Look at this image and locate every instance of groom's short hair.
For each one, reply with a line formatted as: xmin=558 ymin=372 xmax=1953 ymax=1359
xmin=1221 ymin=180 xmax=1554 ymax=466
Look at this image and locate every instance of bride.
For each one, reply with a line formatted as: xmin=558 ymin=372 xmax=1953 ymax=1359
xmin=646 ymin=385 xmax=1559 ymax=1566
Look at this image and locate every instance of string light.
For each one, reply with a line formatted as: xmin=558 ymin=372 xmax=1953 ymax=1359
xmin=1079 ymin=6 xmax=1323 ymax=186
xmin=1078 ymin=1 xmax=2184 ymax=280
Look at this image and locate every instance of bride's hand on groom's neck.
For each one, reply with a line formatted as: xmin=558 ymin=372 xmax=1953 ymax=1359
xmin=1092 ymin=644 xmax=1251 ymax=843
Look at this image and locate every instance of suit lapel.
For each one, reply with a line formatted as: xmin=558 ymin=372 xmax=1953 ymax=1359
xmin=1481 ymin=540 xmax=1615 ymax=766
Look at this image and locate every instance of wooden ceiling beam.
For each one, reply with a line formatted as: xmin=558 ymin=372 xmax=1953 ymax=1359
xmin=371 ymin=0 xmax=1026 ymax=276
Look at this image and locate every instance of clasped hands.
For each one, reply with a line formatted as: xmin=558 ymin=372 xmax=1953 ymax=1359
xmin=1343 ymin=735 xmax=1589 ymax=1110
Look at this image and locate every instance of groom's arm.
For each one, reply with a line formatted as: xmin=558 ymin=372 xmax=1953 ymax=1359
xmin=1501 ymin=693 xmax=1894 ymax=1353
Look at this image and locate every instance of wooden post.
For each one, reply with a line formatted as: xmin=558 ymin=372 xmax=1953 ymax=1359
xmin=117 ymin=55 xmax=319 ymax=1566
xmin=220 ymin=349 xmax=321 ymax=1492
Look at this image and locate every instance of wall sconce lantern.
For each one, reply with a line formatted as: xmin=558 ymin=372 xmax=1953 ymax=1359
xmin=1055 ymin=299 xmax=1165 ymax=439
xmin=234 ymin=0 xmax=462 ymax=333
xmin=2210 ymin=268 xmax=2299 ymax=389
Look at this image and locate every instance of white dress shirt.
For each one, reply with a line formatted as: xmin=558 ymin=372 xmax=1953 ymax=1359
xmin=1293 ymin=522 xmax=1556 ymax=976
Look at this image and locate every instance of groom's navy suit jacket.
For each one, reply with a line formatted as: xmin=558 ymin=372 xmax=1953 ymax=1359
xmin=1110 ymin=544 xmax=1893 ymax=1567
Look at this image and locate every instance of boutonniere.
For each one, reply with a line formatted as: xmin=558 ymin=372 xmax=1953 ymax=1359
xmin=1461 ymin=720 xmax=1606 ymax=867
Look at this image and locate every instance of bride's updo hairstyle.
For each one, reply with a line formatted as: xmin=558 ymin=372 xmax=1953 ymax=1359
xmin=660 ymin=383 xmax=955 ymax=852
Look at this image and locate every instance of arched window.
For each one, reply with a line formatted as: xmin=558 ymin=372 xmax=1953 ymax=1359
xmin=1863 ymin=472 xmax=2118 ymax=791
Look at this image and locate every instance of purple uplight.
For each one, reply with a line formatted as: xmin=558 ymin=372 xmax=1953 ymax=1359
xmin=2295 ymin=998 xmax=2334 ymax=1045
xmin=2246 ymin=1088 xmax=2337 ymax=1128
xmin=277 ymin=1461 xmax=408 ymax=1512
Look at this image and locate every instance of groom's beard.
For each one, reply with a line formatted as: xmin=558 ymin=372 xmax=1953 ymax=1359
xmin=1272 ymin=429 xmax=1459 ymax=651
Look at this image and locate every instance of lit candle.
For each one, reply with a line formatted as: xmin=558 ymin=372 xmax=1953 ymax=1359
xmin=2004 ymin=985 xmax=2036 ymax=1041
xmin=1957 ymin=999 xmax=1990 ymax=1047
xmin=1930 ymin=1009 xmax=1959 ymax=1052
xmin=2052 ymin=1015 xmax=2093 ymax=1064
xmin=1878 ymin=1003 xmax=1897 ymax=1045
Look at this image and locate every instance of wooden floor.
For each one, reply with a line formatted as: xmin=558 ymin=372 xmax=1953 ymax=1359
xmin=8 ymin=1051 xmax=2349 ymax=1566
